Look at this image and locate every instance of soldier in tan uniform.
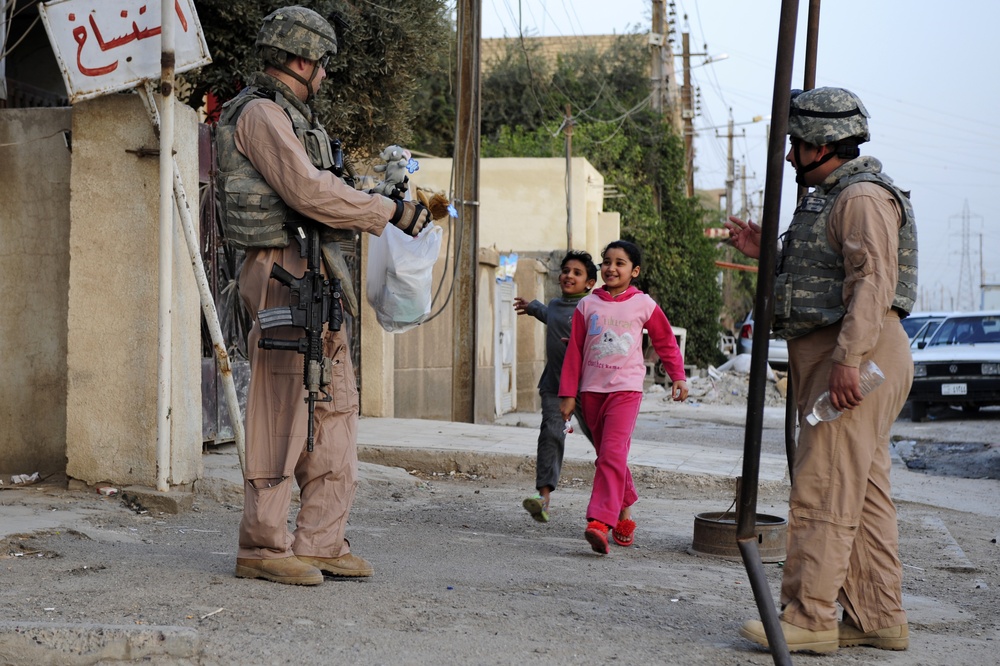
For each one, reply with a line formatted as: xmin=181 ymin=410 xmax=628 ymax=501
xmin=215 ymin=6 xmax=430 ymax=586
xmin=725 ymin=88 xmax=916 ymax=653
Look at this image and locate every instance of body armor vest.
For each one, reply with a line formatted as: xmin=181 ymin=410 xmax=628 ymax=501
xmin=215 ymin=73 xmax=337 ymax=249
xmin=773 ymin=157 xmax=918 ymax=340
xmin=214 ymin=74 xmax=360 ymax=315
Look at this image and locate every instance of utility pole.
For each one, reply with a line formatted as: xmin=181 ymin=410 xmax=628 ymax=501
xmin=650 ymin=0 xmax=666 ymax=113
xmin=740 ymin=162 xmax=749 ymax=219
xmin=564 ymin=104 xmax=573 ymax=250
xmin=451 ymin=0 xmax=480 ymax=423
xmin=725 ymin=109 xmax=735 ymax=218
xmin=681 ymin=30 xmax=694 ymax=197
xmin=954 ymin=199 xmax=979 ymax=312
xmin=712 ymin=114 xmax=764 ymax=218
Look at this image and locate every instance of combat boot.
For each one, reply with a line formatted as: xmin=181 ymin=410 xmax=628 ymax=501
xmin=296 ymin=552 xmax=374 ymax=577
xmin=235 ymin=556 xmax=323 ymax=585
xmin=839 ymin=621 xmax=909 ymax=650
xmin=739 ymin=619 xmax=838 ymax=654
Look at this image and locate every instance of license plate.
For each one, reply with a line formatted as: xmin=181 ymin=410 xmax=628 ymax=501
xmin=941 ymin=383 xmax=967 ymax=396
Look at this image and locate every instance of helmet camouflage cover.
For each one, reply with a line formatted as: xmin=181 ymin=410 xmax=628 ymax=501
xmin=788 ymin=87 xmax=870 ymax=146
xmin=256 ymin=6 xmax=338 ymax=63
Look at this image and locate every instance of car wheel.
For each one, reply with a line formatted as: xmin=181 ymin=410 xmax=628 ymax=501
xmin=909 ymin=401 xmax=927 ymax=422
xmin=961 ymin=404 xmax=981 ymax=414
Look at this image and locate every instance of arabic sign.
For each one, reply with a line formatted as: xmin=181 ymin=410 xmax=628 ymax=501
xmin=39 ymin=0 xmax=211 ymax=103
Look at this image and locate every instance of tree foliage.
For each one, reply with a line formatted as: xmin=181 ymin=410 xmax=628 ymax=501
xmin=182 ymin=0 xmax=451 ymax=157
xmin=480 ymin=36 xmax=727 ymax=367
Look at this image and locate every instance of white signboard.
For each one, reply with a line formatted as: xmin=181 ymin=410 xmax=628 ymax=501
xmin=38 ymin=0 xmax=211 ymax=103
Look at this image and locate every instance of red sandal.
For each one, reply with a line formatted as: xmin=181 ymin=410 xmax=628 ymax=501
xmin=612 ymin=518 xmax=636 ymax=547
xmin=584 ymin=520 xmax=610 ymax=554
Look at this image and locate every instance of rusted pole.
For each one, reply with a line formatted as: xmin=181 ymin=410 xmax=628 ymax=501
xmin=140 ymin=84 xmax=246 ymax=477
xmin=786 ymin=0 xmax=821 ymax=484
xmin=803 ymin=0 xmax=821 ymax=91
xmin=735 ymin=0 xmax=800 ymax=663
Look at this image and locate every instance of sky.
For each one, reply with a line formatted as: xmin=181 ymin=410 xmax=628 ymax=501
xmin=479 ymin=0 xmax=1000 ymax=312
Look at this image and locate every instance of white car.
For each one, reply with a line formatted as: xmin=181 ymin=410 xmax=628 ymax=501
xmin=908 ymin=312 xmax=1000 ymax=421
xmin=903 ymin=311 xmax=953 ymax=350
xmin=735 ymin=310 xmax=788 ymax=369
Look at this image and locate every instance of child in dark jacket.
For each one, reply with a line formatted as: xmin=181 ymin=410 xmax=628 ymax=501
xmin=514 ymin=250 xmax=597 ymax=523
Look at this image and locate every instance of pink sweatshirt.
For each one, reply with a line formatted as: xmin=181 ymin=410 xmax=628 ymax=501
xmin=559 ymin=286 xmax=686 ymax=396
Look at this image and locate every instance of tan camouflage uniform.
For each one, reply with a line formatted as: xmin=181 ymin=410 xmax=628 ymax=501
xmin=779 ymin=174 xmax=912 ymax=634
xmin=233 ymin=100 xmax=392 ymax=561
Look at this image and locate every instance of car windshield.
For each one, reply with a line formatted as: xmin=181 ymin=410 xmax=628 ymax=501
xmin=902 ymin=317 xmax=932 ymax=338
xmin=910 ymin=320 xmax=943 ymax=349
xmin=926 ymin=315 xmax=1000 ymax=346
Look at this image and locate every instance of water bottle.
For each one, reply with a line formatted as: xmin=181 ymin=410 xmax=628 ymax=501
xmin=806 ymin=360 xmax=886 ymax=426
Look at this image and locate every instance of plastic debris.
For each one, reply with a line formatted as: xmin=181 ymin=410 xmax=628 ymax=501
xmin=11 ymin=472 xmax=39 ymax=485
xmin=97 ymin=486 xmax=119 ymax=496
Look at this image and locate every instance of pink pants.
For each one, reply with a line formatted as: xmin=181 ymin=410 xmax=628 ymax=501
xmin=580 ymin=391 xmax=642 ymax=527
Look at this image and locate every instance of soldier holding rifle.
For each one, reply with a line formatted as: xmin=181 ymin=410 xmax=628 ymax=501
xmin=215 ymin=6 xmax=429 ymax=586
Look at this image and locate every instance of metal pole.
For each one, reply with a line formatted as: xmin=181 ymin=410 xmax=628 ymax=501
xmin=735 ymin=0 xmax=800 ymax=663
xmin=451 ymin=0 xmax=481 ymax=423
xmin=155 ymin=2 xmax=176 ymax=493
xmin=803 ymin=0 xmax=821 ymax=91
xmin=786 ymin=0 xmax=822 ymax=486
xmin=140 ymin=85 xmax=247 ymax=476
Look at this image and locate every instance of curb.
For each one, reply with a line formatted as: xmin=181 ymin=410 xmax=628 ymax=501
xmin=356 ymin=446 xmax=788 ymax=494
xmin=0 ymin=622 xmax=199 ymax=665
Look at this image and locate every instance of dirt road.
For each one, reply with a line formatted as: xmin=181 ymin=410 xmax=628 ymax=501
xmin=3 ymin=397 xmax=999 ymax=665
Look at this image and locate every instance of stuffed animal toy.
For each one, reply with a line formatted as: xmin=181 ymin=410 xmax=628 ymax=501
xmin=416 ymin=188 xmax=452 ymax=221
xmin=372 ymin=144 xmax=414 ymax=199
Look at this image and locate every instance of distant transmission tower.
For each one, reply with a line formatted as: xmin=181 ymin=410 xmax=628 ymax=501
xmin=953 ymin=199 xmax=979 ymax=312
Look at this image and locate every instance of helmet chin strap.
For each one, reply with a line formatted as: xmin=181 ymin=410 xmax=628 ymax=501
xmin=793 ymin=141 xmax=836 ymax=186
xmin=277 ymin=59 xmax=321 ymax=103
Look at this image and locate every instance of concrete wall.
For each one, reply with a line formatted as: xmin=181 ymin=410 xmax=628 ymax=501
xmin=64 ymin=94 xmax=202 ymax=488
xmin=0 ymin=108 xmax=72 ymax=475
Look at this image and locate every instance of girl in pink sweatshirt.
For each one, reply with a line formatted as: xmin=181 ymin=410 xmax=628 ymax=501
xmin=559 ymin=240 xmax=689 ymax=554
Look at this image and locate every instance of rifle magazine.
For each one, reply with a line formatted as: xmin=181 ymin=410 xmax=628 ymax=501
xmin=258 ymin=307 xmax=294 ymax=329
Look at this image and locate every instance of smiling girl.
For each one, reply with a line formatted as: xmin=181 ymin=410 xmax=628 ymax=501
xmin=559 ymin=240 xmax=689 ymax=554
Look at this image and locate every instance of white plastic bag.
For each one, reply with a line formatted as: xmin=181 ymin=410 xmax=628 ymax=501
xmin=366 ymin=223 xmax=442 ymax=333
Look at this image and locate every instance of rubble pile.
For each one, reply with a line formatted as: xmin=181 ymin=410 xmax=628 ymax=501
xmin=650 ymin=354 xmax=788 ymax=409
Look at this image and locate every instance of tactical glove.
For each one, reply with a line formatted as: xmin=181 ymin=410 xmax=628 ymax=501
xmin=389 ymin=199 xmax=431 ymax=237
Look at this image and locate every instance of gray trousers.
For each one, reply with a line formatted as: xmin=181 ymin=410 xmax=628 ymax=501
xmin=535 ymin=391 xmax=592 ymax=492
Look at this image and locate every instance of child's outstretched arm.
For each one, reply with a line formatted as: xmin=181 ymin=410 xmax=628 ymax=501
xmin=513 ymin=297 xmax=547 ymax=323
xmin=646 ymin=306 xmax=689 ymax=402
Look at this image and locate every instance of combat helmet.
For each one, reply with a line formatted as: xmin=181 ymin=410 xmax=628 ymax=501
xmin=256 ymin=6 xmax=338 ymax=67
xmin=788 ymin=87 xmax=870 ymax=147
